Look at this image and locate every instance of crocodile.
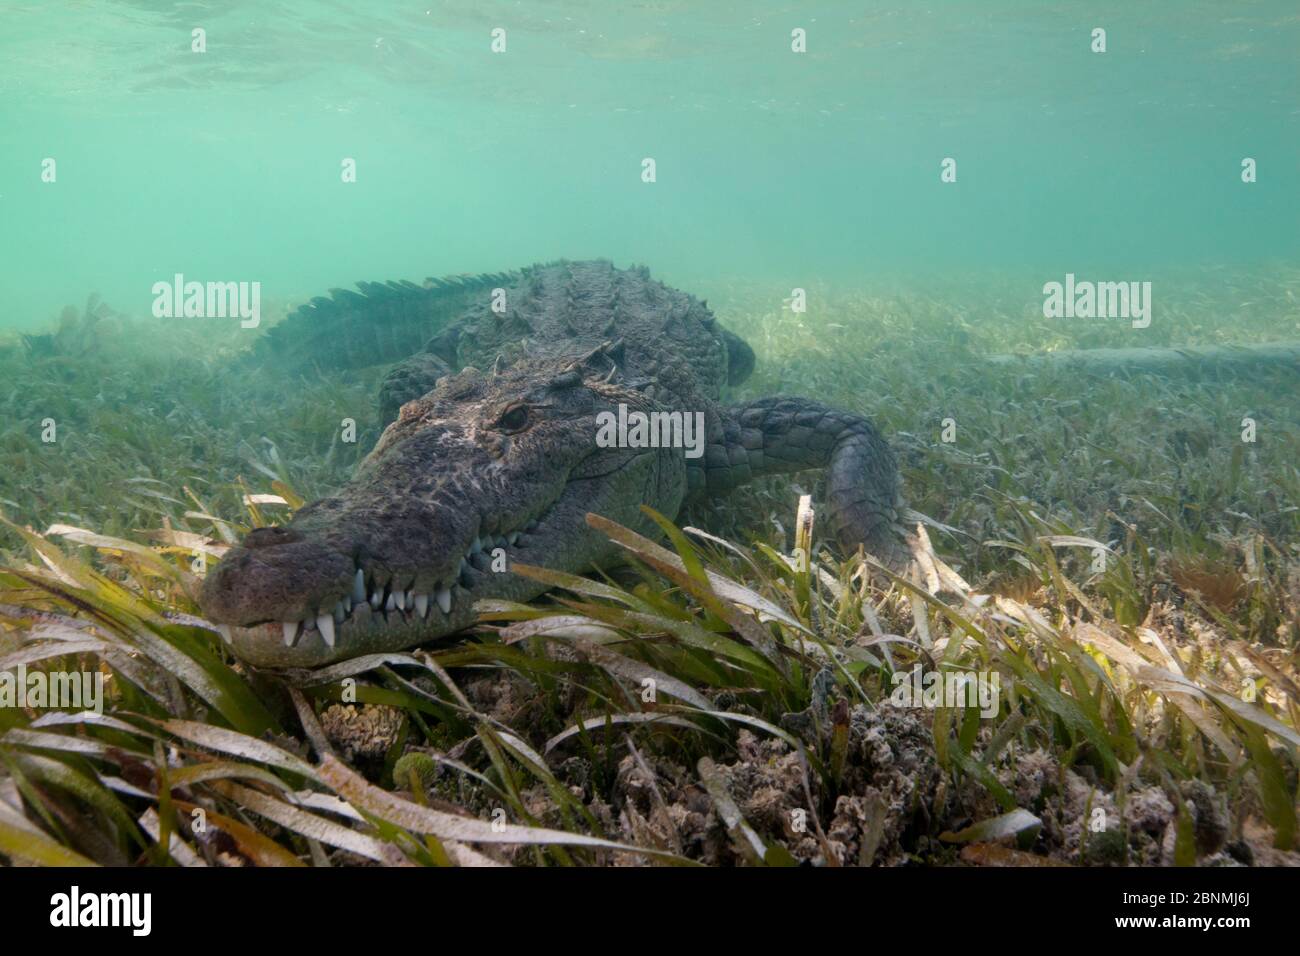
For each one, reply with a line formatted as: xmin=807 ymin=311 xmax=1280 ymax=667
xmin=200 ymin=260 xmax=902 ymax=668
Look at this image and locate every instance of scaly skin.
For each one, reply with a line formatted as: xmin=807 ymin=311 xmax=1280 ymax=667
xmin=201 ymin=260 xmax=900 ymax=668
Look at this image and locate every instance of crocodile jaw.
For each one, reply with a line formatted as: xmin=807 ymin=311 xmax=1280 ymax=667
xmin=199 ymin=361 xmax=684 ymax=668
xmin=210 ymin=481 xmax=628 ymax=669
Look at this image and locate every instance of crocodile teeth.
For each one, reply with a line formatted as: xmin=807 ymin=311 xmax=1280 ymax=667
xmin=216 ymin=624 xmax=232 ymax=644
xmin=317 ymin=614 xmax=336 ymax=648
xmin=274 ymin=515 xmax=558 ymax=639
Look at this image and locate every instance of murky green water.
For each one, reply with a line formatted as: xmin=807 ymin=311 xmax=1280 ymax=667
xmin=1 ymin=1 xmax=1297 ymax=330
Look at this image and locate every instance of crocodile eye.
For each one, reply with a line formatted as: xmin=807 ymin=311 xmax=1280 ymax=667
xmin=496 ymin=403 xmax=531 ymax=433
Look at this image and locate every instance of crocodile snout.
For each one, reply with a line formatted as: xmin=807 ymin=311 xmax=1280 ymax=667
xmin=201 ymin=528 xmax=356 ymax=640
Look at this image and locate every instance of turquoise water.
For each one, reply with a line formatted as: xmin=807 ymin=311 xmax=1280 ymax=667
xmin=1 ymin=1 xmax=1297 ymax=329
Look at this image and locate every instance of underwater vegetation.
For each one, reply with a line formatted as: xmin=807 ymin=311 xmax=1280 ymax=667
xmin=14 ymin=296 xmax=130 ymax=363
xmin=0 ymin=265 xmax=1297 ymax=866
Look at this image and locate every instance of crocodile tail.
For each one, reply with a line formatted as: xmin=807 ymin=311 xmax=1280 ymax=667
xmin=243 ymin=272 xmax=518 ymax=371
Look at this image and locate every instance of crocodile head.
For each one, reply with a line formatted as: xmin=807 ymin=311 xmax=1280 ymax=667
xmin=200 ymin=351 xmax=688 ymax=667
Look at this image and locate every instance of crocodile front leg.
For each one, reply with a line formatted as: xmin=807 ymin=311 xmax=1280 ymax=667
xmin=697 ymin=397 xmax=905 ymax=565
xmin=379 ymin=352 xmax=453 ymax=423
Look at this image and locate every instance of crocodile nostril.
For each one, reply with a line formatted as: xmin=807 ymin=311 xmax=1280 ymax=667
xmin=244 ymin=527 xmax=303 ymax=549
